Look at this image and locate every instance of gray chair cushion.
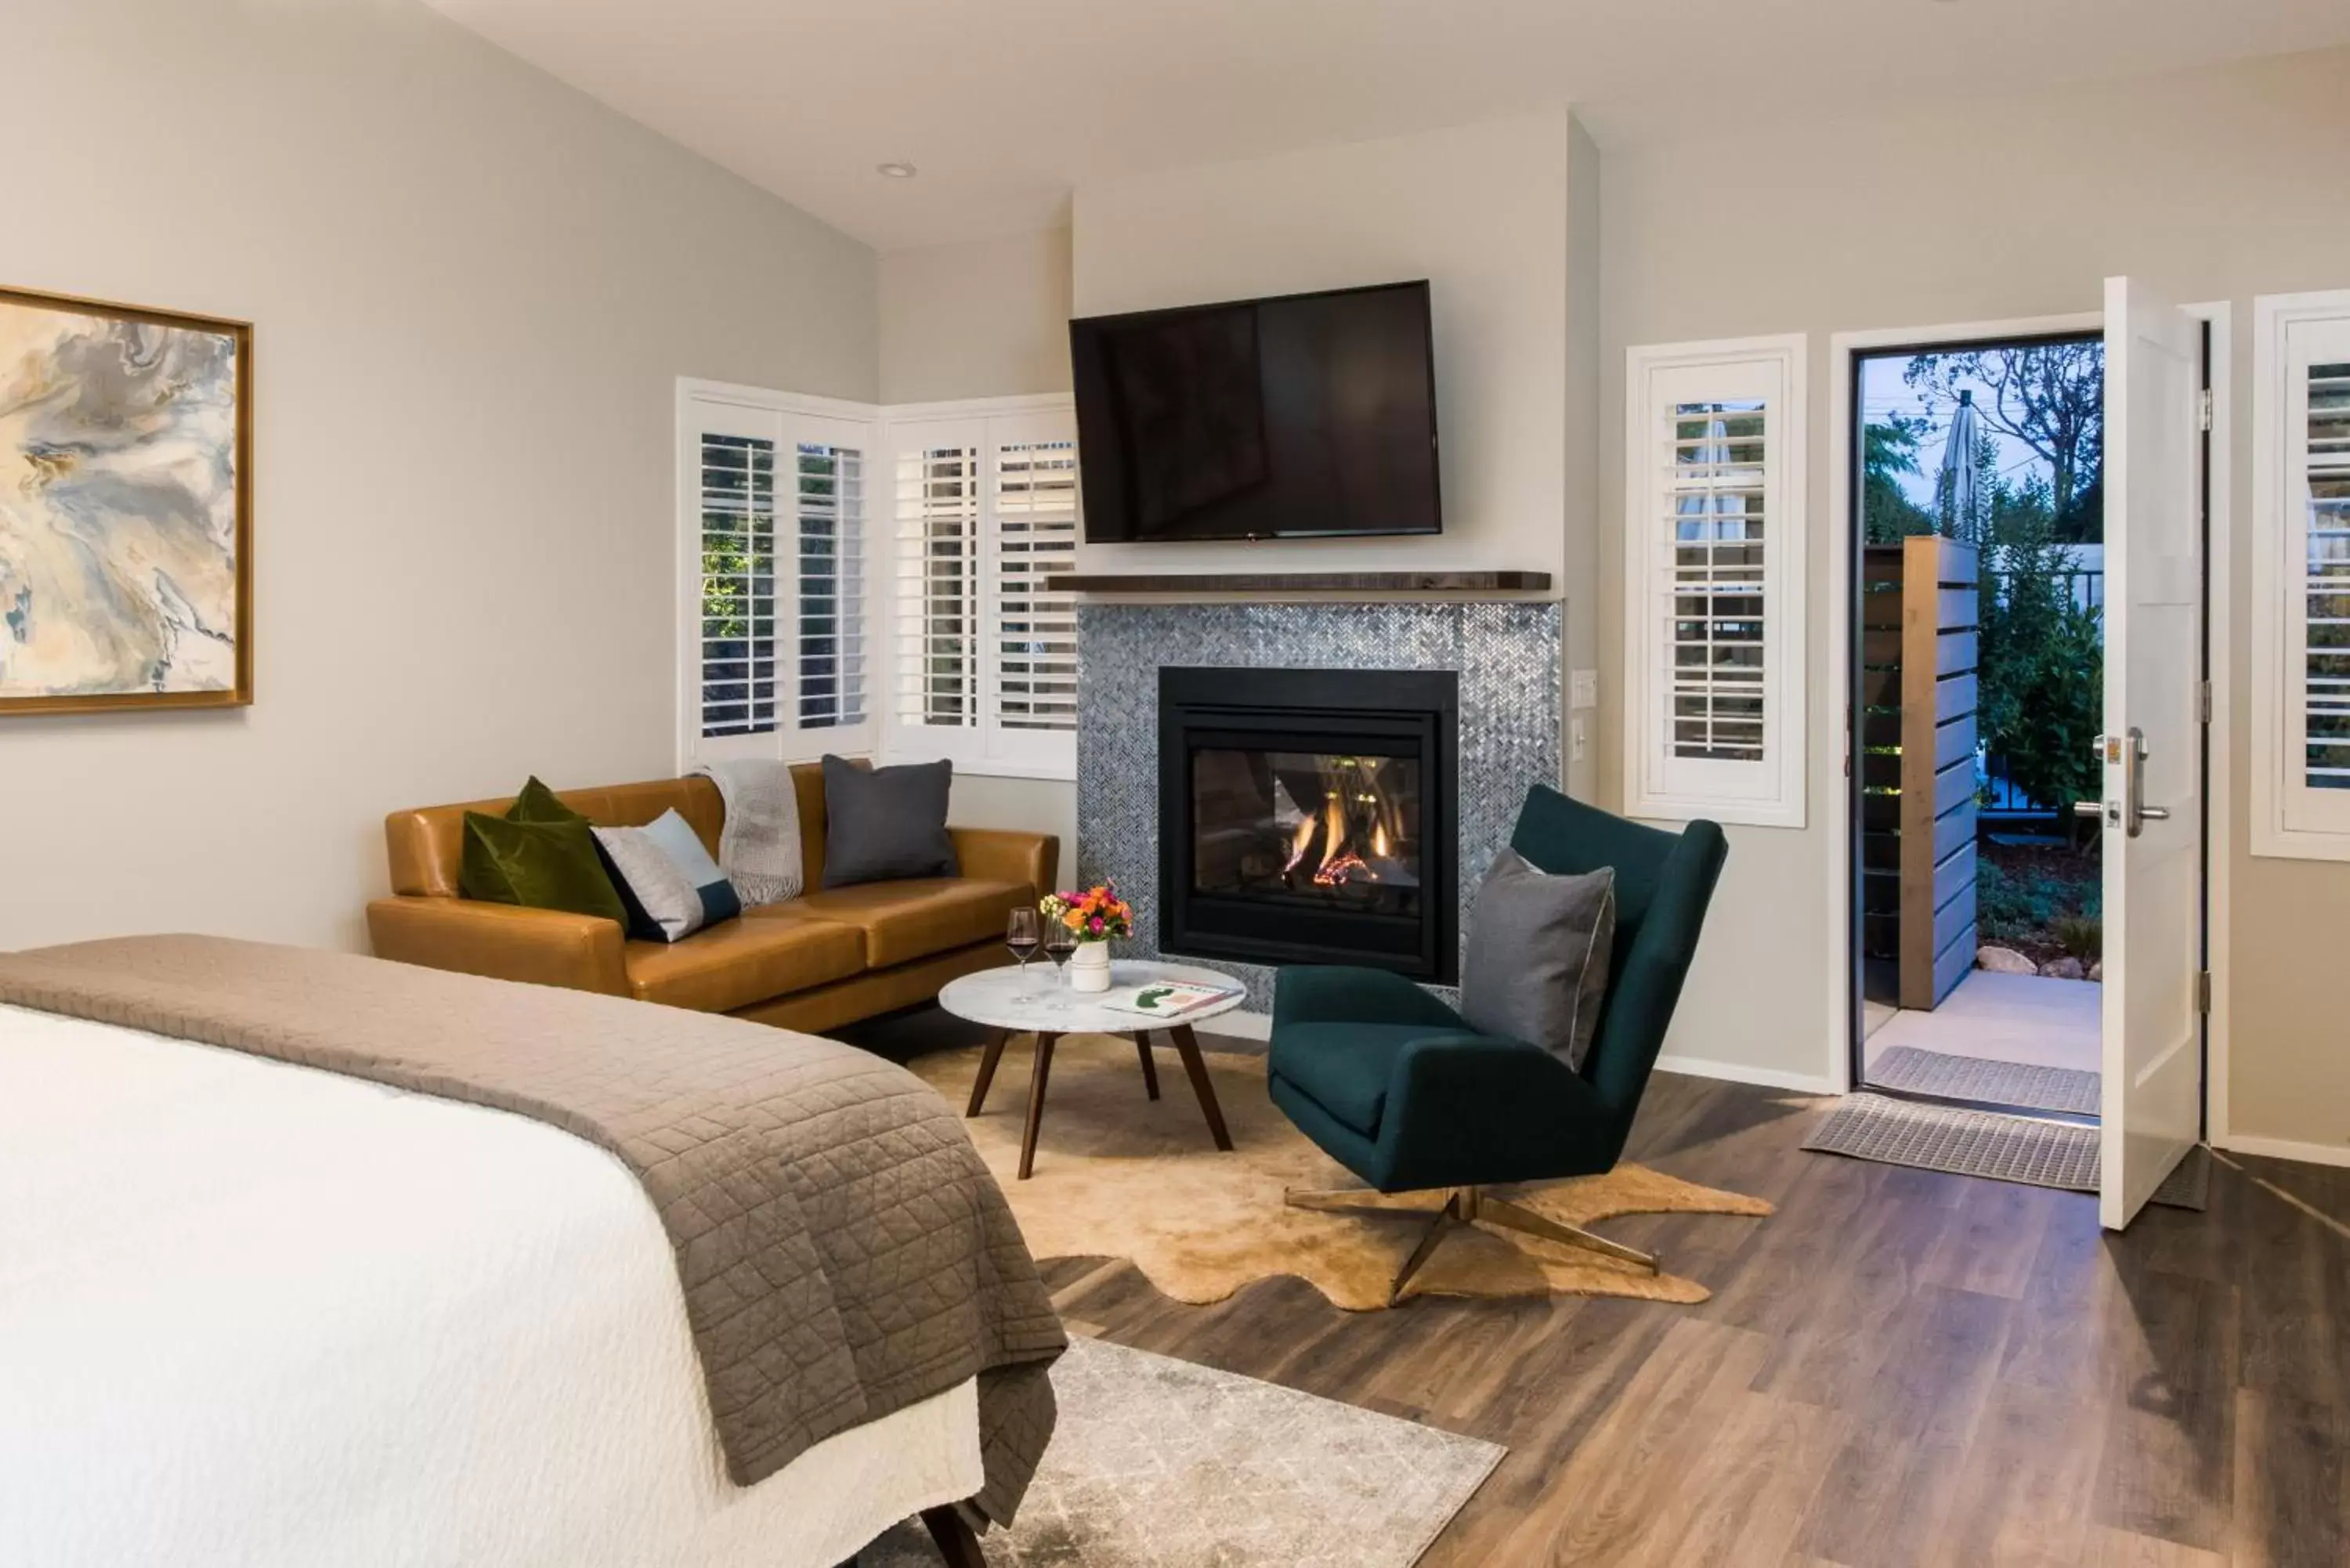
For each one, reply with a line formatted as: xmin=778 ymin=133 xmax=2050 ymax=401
xmin=820 ymin=755 xmax=960 ymax=888
xmin=1458 ymin=847 xmax=1617 ymax=1071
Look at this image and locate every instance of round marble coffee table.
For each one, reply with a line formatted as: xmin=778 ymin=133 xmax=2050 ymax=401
xmin=938 ymin=959 xmax=1245 ymax=1180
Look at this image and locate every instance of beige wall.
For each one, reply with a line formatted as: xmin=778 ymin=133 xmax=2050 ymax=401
xmin=880 ymin=229 xmax=1073 ymax=404
xmin=1071 ymin=113 xmax=1578 ymax=591
xmin=3 ymin=0 xmax=877 ymax=954
xmin=1596 ymin=48 xmax=2350 ymax=1151
xmin=877 ymin=229 xmax=1081 ymax=867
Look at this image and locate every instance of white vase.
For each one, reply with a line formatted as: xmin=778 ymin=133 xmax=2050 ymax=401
xmin=1070 ymin=941 xmax=1112 ymax=993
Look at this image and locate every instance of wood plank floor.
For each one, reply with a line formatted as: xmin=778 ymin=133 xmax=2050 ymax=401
xmin=843 ymin=1012 xmax=2350 ymax=1566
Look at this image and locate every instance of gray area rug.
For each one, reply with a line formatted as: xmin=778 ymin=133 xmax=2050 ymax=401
xmin=1804 ymin=1093 xmax=2210 ymax=1210
xmin=1868 ymin=1046 xmax=2103 ymax=1116
xmin=861 ymin=1335 xmax=1504 ymax=1568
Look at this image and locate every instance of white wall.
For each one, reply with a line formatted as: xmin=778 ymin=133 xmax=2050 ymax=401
xmin=1597 ymin=48 xmax=2350 ymax=1149
xmin=877 ymin=229 xmax=1081 ymax=870
xmin=1070 ymin=113 xmax=1578 ymax=591
xmin=2 ymin=0 xmax=877 ymax=954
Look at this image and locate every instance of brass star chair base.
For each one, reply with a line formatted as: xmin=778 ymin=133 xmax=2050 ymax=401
xmin=1284 ymin=1183 xmax=1660 ymax=1306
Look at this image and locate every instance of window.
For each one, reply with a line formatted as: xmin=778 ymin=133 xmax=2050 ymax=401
xmin=1622 ymin=335 xmax=1807 ymax=828
xmin=887 ymin=405 xmax=1080 ymax=779
xmin=2254 ymin=291 xmax=2350 ymax=859
xmin=678 ymin=387 xmax=878 ymax=765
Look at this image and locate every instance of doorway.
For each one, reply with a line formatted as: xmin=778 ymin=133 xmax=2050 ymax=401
xmin=1846 ymin=330 xmax=2110 ymax=1106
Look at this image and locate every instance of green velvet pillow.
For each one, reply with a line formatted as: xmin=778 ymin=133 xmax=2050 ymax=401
xmin=507 ymin=775 xmax=584 ymax=825
xmin=460 ymin=813 xmax=628 ymax=923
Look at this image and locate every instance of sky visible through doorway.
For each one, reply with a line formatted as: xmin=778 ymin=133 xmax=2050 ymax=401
xmin=1859 ymin=350 xmax=2083 ymax=511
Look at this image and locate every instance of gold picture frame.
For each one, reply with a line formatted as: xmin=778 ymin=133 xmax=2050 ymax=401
xmin=0 ymin=284 xmax=253 ymax=716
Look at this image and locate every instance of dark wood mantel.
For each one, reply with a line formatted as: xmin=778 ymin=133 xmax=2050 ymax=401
xmin=1044 ymin=569 xmax=1552 ymax=595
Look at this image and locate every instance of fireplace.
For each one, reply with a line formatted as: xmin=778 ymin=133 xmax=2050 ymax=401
xmin=1159 ymin=667 xmax=1458 ymax=983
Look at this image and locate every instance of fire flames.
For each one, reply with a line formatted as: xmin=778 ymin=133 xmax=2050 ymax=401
xmin=1280 ymin=764 xmax=1401 ymax=888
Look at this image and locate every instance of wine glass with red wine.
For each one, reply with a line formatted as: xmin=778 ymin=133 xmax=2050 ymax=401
xmin=1005 ymin=908 xmax=1041 ymax=990
xmin=1041 ymin=924 xmax=1079 ymax=993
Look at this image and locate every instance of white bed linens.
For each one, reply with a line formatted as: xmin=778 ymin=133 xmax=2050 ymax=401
xmin=0 ymin=1003 xmax=982 ymax=1568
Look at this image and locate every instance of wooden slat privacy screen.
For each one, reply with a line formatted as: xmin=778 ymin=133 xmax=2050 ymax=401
xmin=1900 ymin=535 xmax=1981 ymax=1010
xmin=1859 ymin=535 xmax=1981 ymax=1010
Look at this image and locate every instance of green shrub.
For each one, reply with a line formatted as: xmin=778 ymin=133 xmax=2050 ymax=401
xmin=2051 ymin=913 xmax=2102 ymax=961
xmin=1976 ymin=856 xmax=2100 ymax=945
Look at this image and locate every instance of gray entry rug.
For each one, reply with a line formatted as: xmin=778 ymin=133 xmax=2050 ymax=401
xmin=1804 ymin=1093 xmax=2209 ymax=1210
xmin=1867 ymin=1046 xmax=2102 ymax=1116
xmin=860 ymin=1335 xmax=1504 ymax=1568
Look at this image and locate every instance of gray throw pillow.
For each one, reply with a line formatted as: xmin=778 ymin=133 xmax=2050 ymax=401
xmin=821 ymin=755 xmax=960 ymax=888
xmin=1459 ymin=848 xmax=1617 ymax=1071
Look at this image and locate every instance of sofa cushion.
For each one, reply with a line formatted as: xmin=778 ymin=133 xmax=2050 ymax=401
xmin=783 ymin=877 xmax=1028 ymax=970
xmin=595 ymin=811 xmax=743 ymax=945
xmin=458 ymin=814 xmax=628 ymax=925
xmin=819 ymin=755 xmax=958 ymax=888
xmin=1267 ymin=1022 xmax=1443 ymax=1140
xmin=624 ymin=908 xmax=865 ymax=1013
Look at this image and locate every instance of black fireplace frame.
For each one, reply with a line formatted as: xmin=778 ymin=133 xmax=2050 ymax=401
xmin=1159 ymin=666 xmax=1459 ymax=984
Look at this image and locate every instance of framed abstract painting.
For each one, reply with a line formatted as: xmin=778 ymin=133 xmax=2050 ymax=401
xmin=0 ymin=285 xmax=253 ymax=715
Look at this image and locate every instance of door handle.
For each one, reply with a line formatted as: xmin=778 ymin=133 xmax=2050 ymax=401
xmin=2124 ymin=725 xmax=2163 ymax=838
xmin=2086 ymin=729 xmax=2170 ymax=835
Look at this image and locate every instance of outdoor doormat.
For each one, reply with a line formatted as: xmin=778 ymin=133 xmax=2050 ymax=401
xmin=1867 ymin=1046 xmax=2102 ymax=1116
xmin=1804 ymin=1092 xmax=2209 ymax=1210
xmin=859 ymin=1335 xmax=1505 ymax=1568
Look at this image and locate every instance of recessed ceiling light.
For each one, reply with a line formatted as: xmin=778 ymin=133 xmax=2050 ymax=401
xmin=876 ymin=161 xmax=917 ymax=179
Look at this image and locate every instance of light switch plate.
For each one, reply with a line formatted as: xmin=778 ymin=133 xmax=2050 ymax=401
xmin=1570 ymin=714 xmax=1589 ymax=763
xmin=1571 ymin=669 xmax=1599 ymax=710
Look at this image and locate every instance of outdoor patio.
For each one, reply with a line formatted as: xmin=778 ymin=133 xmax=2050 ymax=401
xmin=1862 ymin=967 xmax=2101 ymax=1077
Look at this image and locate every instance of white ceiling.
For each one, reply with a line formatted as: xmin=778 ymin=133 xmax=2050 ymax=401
xmin=425 ymin=0 xmax=2350 ymax=252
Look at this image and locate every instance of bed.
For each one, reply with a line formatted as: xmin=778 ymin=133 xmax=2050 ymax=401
xmin=0 ymin=938 xmax=1064 ymax=1568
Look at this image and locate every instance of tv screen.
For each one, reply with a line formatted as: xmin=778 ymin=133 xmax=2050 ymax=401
xmin=1069 ymin=280 xmax=1441 ymax=544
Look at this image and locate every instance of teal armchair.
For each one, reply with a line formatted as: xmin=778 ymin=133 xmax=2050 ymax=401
xmin=1269 ymin=786 xmax=1728 ymax=1302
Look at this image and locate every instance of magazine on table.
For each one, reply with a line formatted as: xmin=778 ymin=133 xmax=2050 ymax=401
xmin=1098 ymin=980 xmax=1241 ymax=1021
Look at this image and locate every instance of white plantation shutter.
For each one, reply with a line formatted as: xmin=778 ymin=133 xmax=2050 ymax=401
xmin=894 ymin=433 xmax=983 ymax=731
xmin=992 ymin=437 xmax=1079 ymax=734
xmin=794 ymin=439 xmax=868 ymax=729
xmin=2294 ymin=339 xmax=2350 ymax=796
xmin=678 ymin=391 xmax=879 ymax=766
xmin=2256 ymin=297 xmax=2350 ymax=856
xmin=1623 ymin=337 xmax=1806 ymax=828
xmin=888 ymin=405 xmax=1081 ymax=778
xmin=691 ymin=418 xmax=779 ymax=750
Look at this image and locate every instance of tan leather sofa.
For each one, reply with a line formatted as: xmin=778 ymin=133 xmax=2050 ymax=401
xmin=366 ymin=767 xmax=1057 ymax=1035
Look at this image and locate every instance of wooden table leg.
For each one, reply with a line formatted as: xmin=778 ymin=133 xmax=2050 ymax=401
xmin=966 ymin=1027 xmax=1010 ymax=1117
xmin=1169 ymin=1024 xmax=1233 ymax=1151
xmin=1018 ymin=1032 xmax=1058 ymax=1180
xmin=920 ymin=1504 xmax=987 ymax=1568
xmin=1134 ymin=1031 xmax=1161 ymax=1100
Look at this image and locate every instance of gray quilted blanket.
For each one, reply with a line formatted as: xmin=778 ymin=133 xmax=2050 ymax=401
xmin=0 ymin=935 xmax=1065 ymax=1524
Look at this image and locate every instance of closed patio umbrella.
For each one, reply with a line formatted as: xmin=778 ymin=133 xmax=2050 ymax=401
xmin=1938 ymin=388 xmax=1982 ymax=542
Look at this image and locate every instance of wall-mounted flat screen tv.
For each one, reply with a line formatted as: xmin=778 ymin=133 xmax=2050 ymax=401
xmin=1068 ymin=280 xmax=1441 ymax=544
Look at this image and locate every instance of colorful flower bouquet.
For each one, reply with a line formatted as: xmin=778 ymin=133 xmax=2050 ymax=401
xmin=1039 ymin=883 xmax=1132 ymax=992
xmin=1039 ymin=883 xmax=1133 ymax=942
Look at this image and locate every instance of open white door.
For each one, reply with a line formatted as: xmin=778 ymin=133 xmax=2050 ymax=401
xmin=2096 ymin=276 xmax=2205 ymax=1230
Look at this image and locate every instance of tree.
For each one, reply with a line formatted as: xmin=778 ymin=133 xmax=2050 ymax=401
xmin=1976 ymin=475 xmax=2103 ymax=822
xmin=1862 ymin=414 xmax=1937 ymax=542
xmin=1904 ymin=341 xmax=2104 ymax=542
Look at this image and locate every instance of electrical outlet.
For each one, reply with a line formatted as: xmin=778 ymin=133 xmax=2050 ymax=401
xmin=1571 ymin=669 xmax=1599 ymax=710
xmin=1570 ymin=714 xmax=1589 ymax=764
